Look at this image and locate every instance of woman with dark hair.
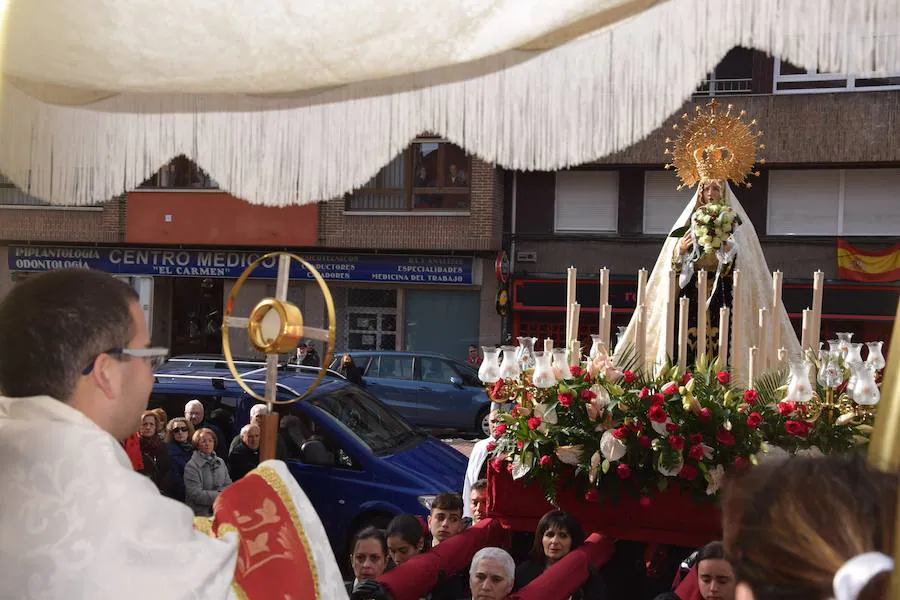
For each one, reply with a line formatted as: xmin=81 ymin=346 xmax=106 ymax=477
xmin=513 ymin=510 xmax=609 ymax=599
xmin=722 ymin=454 xmax=897 ymax=600
xmin=339 ymin=353 xmax=364 ymax=385
xmin=386 ymin=514 xmax=425 ymax=566
xmin=137 ymin=410 xmax=174 ymax=497
xmin=348 ymin=526 xmax=388 ymax=594
xmin=694 ymin=542 xmax=735 ymax=600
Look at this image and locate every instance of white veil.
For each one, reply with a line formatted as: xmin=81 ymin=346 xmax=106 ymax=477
xmin=613 ymin=182 xmax=800 ymax=387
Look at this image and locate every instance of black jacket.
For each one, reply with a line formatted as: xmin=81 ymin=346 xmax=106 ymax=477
xmin=227 ymin=441 xmax=260 ymax=481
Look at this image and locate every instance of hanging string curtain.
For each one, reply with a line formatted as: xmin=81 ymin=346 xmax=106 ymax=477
xmin=0 ymin=0 xmax=897 ymax=206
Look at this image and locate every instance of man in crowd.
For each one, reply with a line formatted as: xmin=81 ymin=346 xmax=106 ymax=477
xmin=228 ymin=423 xmax=261 ymax=480
xmin=0 ymin=269 xmax=237 ymax=597
xmin=463 ymin=409 xmax=499 ymax=519
xmin=466 ymin=344 xmax=482 ymax=367
xmin=185 ymin=398 xmax=227 ymax=456
xmin=470 ymin=479 xmax=489 ymax=525
xmin=428 ymin=492 xmax=465 ymax=547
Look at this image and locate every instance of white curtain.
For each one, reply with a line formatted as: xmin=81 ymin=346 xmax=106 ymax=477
xmin=0 ymin=0 xmax=898 ymax=206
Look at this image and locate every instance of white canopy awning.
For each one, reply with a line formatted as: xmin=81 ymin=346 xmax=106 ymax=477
xmin=0 ymin=0 xmax=897 ymax=206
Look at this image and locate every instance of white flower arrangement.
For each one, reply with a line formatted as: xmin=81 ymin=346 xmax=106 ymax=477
xmin=692 ymin=203 xmax=740 ymax=254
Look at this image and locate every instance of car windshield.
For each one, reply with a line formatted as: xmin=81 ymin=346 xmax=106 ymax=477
xmin=306 ymin=384 xmax=418 ymax=455
xmin=449 ymin=359 xmax=482 ymax=387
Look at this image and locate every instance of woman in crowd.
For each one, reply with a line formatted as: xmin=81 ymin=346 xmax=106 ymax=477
xmin=137 ymin=410 xmax=174 ymax=497
xmin=722 ymin=454 xmax=897 ymax=600
xmin=513 ymin=510 xmax=608 ymax=599
xmin=150 ymin=407 xmax=168 ymax=440
xmin=386 ymin=514 xmax=426 ymax=566
xmin=470 ymin=547 xmax=515 ymax=600
xmin=348 ymin=526 xmax=388 ymax=594
xmin=165 ymin=417 xmax=195 ymax=501
xmin=695 ymin=542 xmax=736 ymax=600
xmin=339 ymin=353 xmax=364 ymax=385
xmin=184 ymin=427 xmax=231 ymax=516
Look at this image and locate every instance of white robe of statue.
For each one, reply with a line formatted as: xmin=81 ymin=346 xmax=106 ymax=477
xmin=0 ymin=395 xmax=348 ymax=600
xmin=614 ymin=181 xmax=801 ymax=387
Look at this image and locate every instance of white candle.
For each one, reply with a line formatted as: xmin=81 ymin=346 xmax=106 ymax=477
xmin=732 ymin=270 xmax=743 ymax=384
xmin=777 ymin=347 xmax=787 ymax=364
xmin=661 ymin=300 xmax=671 ymax=363
xmin=636 ymin=305 xmax=647 ymax=373
xmin=811 ymin=270 xmax=824 ymax=350
xmin=599 ymin=267 xmax=610 ymax=308
xmin=748 ymin=346 xmax=759 ymax=389
xmin=571 ymin=303 xmax=581 ymax=345
xmin=666 ymin=270 xmax=677 ymax=359
xmin=544 ymin=338 xmax=553 ymax=354
xmin=771 ymin=271 xmax=783 ymax=370
xmin=637 ymin=268 xmax=648 ymax=309
xmin=801 ymin=308 xmax=812 ymax=351
xmin=600 ymin=304 xmax=612 ymax=349
xmin=697 ymin=270 xmax=708 ymax=361
xmin=758 ymin=308 xmax=769 ymax=373
xmin=718 ymin=306 xmax=730 ymax=369
xmin=678 ymin=296 xmax=690 ymax=371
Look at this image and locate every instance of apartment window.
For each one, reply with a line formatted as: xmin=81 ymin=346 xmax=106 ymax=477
xmin=694 ymin=47 xmax=755 ymax=97
xmin=554 ymin=170 xmax=618 ymax=233
xmin=768 ymin=169 xmax=900 ymax=236
xmin=773 ymin=60 xmax=900 ymax=94
xmin=345 ymin=138 xmax=471 ymax=212
xmin=0 ymin=173 xmax=50 ymax=206
xmin=643 ymin=170 xmax=696 ymax=233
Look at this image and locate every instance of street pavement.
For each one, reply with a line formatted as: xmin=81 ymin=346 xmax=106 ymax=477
xmin=442 ymin=437 xmax=475 ymax=458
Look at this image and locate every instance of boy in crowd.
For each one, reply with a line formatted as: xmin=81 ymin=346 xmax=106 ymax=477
xmin=428 ymin=492 xmax=465 ymax=546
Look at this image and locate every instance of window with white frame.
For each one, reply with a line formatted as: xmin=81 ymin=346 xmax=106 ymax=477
xmin=643 ymin=170 xmax=696 ymax=233
xmin=767 ymin=169 xmax=900 ymax=236
xmin=773 ymin=60 xmax=900 ymax=94
xmin=554 ymin=170 xmax=618 ymax=233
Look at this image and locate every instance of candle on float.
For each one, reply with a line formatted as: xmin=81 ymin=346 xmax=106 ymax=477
xmin=771 ymin=271 xmax=783 ymax=368
xmin=731 ymin=269 xmax=743 ymax=383
xmin=600 ymin=304 xmax=612 ymax=349
xmin=571 ymin=303 xmax=581 ymax=345
xmin=718 ymin=306 xmax=731 ymax=369
xmin=599 ymin=267 xmax=610 ymax=309
xmin=666 ymin=269 xmax=677 ymax=360
xmin=544 ymin=338 xmax=553 ymax=354
xmin=678 ymin=296 xmax=690 ymax=371
xmin=758 ymin=308 xmax=769 ymax=373
xmin=635 ymin=305 xmax=647 ymax=373
xmin=637 ymin=268 xmax=648 ymax=309
xmin=811 ymin=270 xmax=824 ymax=350
xmin=748 ymin=346 xmax=759 ymax=389
xmin=777 ymin=347 xmax=787 ymax=363
xmin=565 ymin=267 xmax=577 ymax=343
xmin=801 ymin=308 xmax=812 ymax=351
xmin=697 ymin=270 xmax=708 ymax=362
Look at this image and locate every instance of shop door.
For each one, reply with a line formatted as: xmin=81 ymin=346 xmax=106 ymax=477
xmin=171 ymin=278 xmax=224 ymax=356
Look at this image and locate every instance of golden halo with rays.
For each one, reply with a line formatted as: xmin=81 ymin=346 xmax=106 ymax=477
xmin=664 ymin=99 xmax=765 ymax=190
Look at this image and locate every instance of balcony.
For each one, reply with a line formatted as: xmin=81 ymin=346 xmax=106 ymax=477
xmin=693 ymin=77 xmax=754 ymax=97
xmin=773 ymin=60 xmax=900 ymax=94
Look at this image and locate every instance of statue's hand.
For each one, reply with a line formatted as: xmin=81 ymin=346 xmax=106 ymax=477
xmin=678 ymin=231 xmax=693 ymax=254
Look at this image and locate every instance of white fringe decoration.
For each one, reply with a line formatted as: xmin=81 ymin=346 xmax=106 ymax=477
xmin=0 ymin=0 xmax=897 ymax=207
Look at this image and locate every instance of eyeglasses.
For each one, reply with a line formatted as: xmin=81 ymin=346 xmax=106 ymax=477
xmin=82 ymin=347 xmax=170 ymax=375
xmin=171 ymin=427 xmax=189 ymax=433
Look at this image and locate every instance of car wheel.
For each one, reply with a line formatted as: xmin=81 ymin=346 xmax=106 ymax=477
xmin=476 ymin=407 xmax=491 ymax=438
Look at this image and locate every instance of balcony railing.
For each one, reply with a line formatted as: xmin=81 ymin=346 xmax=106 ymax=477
xmin=693 ymin=77 xmax=754 ymax=97
xmin=774 ymin=61 xmax=900 ymax=94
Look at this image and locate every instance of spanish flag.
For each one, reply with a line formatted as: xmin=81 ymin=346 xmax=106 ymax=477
xmin=837 ymin=240 xmax=900 ymax=282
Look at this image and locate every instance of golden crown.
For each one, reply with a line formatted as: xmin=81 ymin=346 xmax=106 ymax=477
xmin=664 ymin=99 xmax=765 ymax=190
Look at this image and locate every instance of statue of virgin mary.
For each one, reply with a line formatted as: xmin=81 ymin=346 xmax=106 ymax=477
xmin=614 ymin=101 xmax=800 ymax=386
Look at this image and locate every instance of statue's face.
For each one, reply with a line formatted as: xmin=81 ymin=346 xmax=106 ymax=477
xmin=701 ymin=181 xmax=723 ymax=203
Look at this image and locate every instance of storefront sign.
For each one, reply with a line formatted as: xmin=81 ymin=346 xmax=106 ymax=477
xmin=8 ymin=246 xmax=475 ymax=285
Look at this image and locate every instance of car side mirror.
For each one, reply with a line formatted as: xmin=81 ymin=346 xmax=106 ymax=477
xmin=449 ymin=376 xmax=463 ymax=388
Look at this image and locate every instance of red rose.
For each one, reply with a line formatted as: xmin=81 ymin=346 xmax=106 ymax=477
xmin=639 ymin=495 xmax=652 ymax=508
xmin=580 ymin=388 xmax=597 ymax=401
xmin=717 ymin=371 xmax=731 ymax=385
xmin=516 ymin=440 xmax=524 ymax=449
xmin=698 ymin=408 xmax=712 ymax=421
xmin=668 ymin=434 xmax=685 ymax=451
xmin=638 ymin=436 xmax=651 ymax=449
xmin=557 ymin=392 xmax=573 ymax=407
xmin=613 ymin=426 xmax=628 ymax=440
xmin=569 ymin=365 xmax=584 ymax=378
xmin=665 ymin=423 xmax=679 ymax=433
xmin=639 ymin=387 xmax=650 ymax=400
xmin=689 ymin=444 xmax=705 ymax=461
xmin=493 ymin=424 xmax=507 ymax=437
xmin=510 ymin=405 xmax=520 ymax=417
xmin=651 ymin=392 xmax=665 ymax=405
xmin=743 ymin=389 xmax=759 ymax=404
xmin=733 ymin=456 xmax=749 ymax=470
xmin=785 ymin=420 xmax=809 ymax=437
xmin=778 ymin=401 xmax=798 ymax=416
xmin=628 ymin=420 xmax=643 ymax=433
xmin=681 ymin=371 xmax=693 ymax=385
xmin=623 ymin=370 xmax=636 ymax=383
xmin=616 ymin=463 xmax=632 ymax=479
xmin=746 ymin=412 xmax=763 ymax=429
xmin=527 ymin=416 xmax=542 ymax=430
xmin=506 ymin=463 xmax=514 ymax=473
xmin=716 ymin=427 xmax=736 ymax=446
xmin=689 ymin=433 xmax=704 ymax=445
xmin=648 ymin=405 xmax=668 ymax=423
xmin=486 ymin=442 xmax=497 ymax=452
xmin=584 ymin=488 xmax=599 ymax=502
xmin=661 ymin=382 xmax=679 ymax=396
xmin=539 ymin=455 xmax=551 ymax=467
xmin=490 ymin=379 xmax=505 ymax=399
xmin=679 ymin=463 xmax=698 ymax=481
xmin=491 ymin=458 xmax=504 ymax=472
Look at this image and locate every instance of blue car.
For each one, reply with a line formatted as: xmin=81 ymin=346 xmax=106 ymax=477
xmin=330 ymin=351 xmax=492 ymax=437
xmin=149 ymin=358 xmax=467 ymax=565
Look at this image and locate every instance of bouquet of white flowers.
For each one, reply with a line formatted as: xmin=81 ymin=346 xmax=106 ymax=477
xmin=691 ymin=203 xmax=741 ymax=254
